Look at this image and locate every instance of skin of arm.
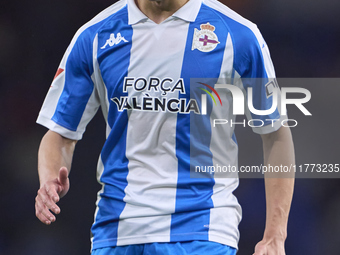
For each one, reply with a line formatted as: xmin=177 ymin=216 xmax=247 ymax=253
xmin=253 ymin=126 xmax=295 ymax=255
xmin=35 ymin=130 xmax=77 ymax=225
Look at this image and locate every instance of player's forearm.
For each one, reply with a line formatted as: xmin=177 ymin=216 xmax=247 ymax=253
xmin=262 ymin=178 xmax=294 ymax=241
xmin=261 ymin=127 xmax=295 ymax=241
xmin=38 ymin=130 xmax=76 ymax=187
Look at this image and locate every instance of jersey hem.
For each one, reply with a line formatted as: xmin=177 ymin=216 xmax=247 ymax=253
xmin=91 ymin=232 xmax=238 ymax=250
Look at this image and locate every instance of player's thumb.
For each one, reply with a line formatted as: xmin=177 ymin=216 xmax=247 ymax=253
xmin=58 ymin=167 xmax=69 ymax=187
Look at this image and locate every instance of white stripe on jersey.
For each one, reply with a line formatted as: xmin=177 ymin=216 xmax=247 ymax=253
xmin=91 ymin=156 xmax=107 ymax=252
xmin=116 ymin=18 xmax=190 ymax=246
xmin=92 ymin=34 xmax=112 ymax=139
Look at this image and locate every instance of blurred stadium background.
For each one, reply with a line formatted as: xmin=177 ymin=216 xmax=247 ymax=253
xmin=0 ymin=0 xmax=339 ymax=254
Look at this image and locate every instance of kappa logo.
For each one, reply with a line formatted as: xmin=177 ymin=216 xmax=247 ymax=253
xmin=101 ymin=33 xmax=128 ymax=49
xmin=192 ymin=23 xmax=220 ymax=52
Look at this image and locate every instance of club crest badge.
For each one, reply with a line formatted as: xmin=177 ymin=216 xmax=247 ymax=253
xmin=192 ymin=23 xmax=220 ymax=52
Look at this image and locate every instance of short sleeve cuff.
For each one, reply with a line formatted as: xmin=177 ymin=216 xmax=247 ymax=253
xmin=251 ymin=115 xmax=287 ymax=135
xmin=36 ymin=115 xmax=84 ymax=140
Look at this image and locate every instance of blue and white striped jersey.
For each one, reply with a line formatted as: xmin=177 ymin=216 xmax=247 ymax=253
xmin=37 ymin=0 xmax=283 ymax=250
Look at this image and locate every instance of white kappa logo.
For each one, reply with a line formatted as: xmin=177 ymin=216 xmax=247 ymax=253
xmin=192 ymin=23 xmax=220 ymax=53
xmin=101 ymin=33 xmax=128 ymax=49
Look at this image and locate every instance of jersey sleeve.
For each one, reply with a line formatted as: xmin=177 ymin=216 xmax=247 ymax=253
xmin=233 ymin=25 xmax=286 ymax=135
xmin=36 ymin=29 xmax=100 ymax=140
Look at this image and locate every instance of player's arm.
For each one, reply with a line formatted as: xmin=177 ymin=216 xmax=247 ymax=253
xmin=35 ymin=130 xmax=77 ymax=225
xmin=253 ymin=126 xmax=295 ymax=255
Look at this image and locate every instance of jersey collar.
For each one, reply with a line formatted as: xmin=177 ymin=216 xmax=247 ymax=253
xmin=172 ymin=0 xmax=202 ymax=22
xmin=127 ymin=0 xmax=202 ymax=25
xmin=127 ymin=0 xmax=148 ymax=25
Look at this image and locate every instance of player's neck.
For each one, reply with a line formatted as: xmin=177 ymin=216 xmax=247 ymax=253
xmin=135 ymin=0 xmax=189 ymax=24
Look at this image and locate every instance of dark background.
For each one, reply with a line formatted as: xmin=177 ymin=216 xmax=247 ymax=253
xmin=0 ymin=0 xmax=339 ymax=254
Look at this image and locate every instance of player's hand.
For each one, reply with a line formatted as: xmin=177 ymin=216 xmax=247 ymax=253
xmin=253 ymin=237 xmax=285 ymax=255
xmin=35 ymin=167 xmax=70 ymax=225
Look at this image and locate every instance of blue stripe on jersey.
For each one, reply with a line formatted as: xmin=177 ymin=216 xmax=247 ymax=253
xmin=91 ymin=6 xmax=133 ymax=249
xmin=52 ymin=27 xmax=96 ymax=131
xmin=96 ymin=6 xmax=133 ymax=130
xmin=232 ymin=132 xmax=237 ymax=145
xmin=171 ymin=4 xmax=228 ymax=241
xmin=218 ymin=13 xmax=280 ymax=122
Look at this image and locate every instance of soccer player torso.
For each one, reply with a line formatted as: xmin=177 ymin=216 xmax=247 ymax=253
xmin=37 ymin=0 xmax=281 ymax=250
xmin=91 ymin=3 xmax=241 ymax=248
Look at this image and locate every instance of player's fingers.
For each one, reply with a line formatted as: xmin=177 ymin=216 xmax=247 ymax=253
xmin=35 ymin=202 xmax=51 ymax=225
xmin=35 ymin=196 xmax=56 ymax=223
xmin=37 ymin=188 xmax=61 ymax=214
xmin=45 ymin=183 xmax=60 ymax=203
